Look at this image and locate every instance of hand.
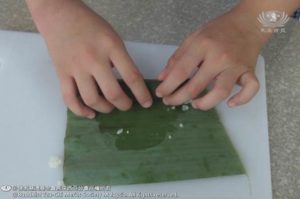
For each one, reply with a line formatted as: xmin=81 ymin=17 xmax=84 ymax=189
xmin=30 ymin=1 xmax=152 ymax=118
xmin=156 ymin=8 xmax=269 ymax=110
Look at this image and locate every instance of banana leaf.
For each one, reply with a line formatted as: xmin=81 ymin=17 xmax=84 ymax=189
xmin=63 ymin=80 xmax=245 ymax=185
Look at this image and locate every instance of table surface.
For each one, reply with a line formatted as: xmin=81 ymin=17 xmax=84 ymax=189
xmin=0 ymin=0 xmax=299 ymax=198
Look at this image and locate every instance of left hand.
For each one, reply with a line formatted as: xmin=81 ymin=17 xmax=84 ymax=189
xmin=156 ymin=8 xmax=270 ymax=110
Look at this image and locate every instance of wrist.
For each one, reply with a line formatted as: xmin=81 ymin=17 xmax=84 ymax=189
xmin=236 ymin=0 xmax=300 ymax=16
xmin=230 ymin=0 xmax=300 ymax=47
xmin=228 ymin=3 xmax=273 ymax=49
xmin=26 ymin=0 xmax=85 ymax=37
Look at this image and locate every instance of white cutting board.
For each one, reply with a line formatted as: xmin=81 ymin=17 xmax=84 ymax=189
xmin=0 ymin=30 xmax=272 ymax=199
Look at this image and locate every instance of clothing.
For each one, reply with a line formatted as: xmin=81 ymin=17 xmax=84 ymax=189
xmin=293 ymin=9 xmax=300 ymax=19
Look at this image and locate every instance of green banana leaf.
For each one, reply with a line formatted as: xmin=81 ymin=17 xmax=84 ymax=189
xmin=63 ymin=80 xmax=245 ymax=185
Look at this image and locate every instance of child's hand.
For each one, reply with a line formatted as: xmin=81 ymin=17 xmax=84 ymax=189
xmin=27 ymin=0 xmax=152 ymax=118
xmin=156 ymin=7 xmax=270 ymax=110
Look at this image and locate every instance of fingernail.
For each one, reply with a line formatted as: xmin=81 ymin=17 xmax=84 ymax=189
xmin=163 ymin=98 xmax=169 ymax=105
xmin=87 ymin=113 xmax=96 ymax=119
xmin=228 ymin=101 xmax=236 ymax=108
xmin=192 ymin=102 xmax=197 ymax=109
xmin=156 ymin=90 xmax=163 ymax=98
xmin=143 ymin=100 xmax=152 ymax=108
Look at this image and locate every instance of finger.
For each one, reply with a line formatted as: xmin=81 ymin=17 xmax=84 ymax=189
xmin=156 ymin=47 xmax=205 ymax=98
xmin=60 ymin=76 xmax=95 ymax=118
xmin=227 ymin=72 xmax=260 ymax=107
xmin=110 ymin=47 xmax=153 ymax=108
xmin=158 ymin=32 xmax=199 ymax=81
xmin=74 ymin=73 xmax=114 ymax=113
xmin=92 ymin=62 xmax=133 ymax=111
xmin=192 ymin=68 xmax=240 ymax=110
xmin=162 ymin=60 xmax=216 ymax=105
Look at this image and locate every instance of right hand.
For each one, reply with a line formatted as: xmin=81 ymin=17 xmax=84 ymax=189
xmin=31 ymin=0 xmax=152 ymax=118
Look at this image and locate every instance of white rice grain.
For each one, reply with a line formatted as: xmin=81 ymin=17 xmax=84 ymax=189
xmin=181 ymin=105 xmax=189 ymax=111
xmin=179 ymin=123 xmax=184 ymax=128
xmin=48 ymin=156 xmax=62 ymax=169
xmin=116 ymin=128 xmax=124 ymax=135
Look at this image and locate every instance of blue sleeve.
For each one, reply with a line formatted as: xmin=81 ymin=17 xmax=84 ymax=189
xmin=293 ymin=9 xmax=300 ymax=19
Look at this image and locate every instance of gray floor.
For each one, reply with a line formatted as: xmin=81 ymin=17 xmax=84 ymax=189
xmin=0 ymin=0 xmax=299 ymax=198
